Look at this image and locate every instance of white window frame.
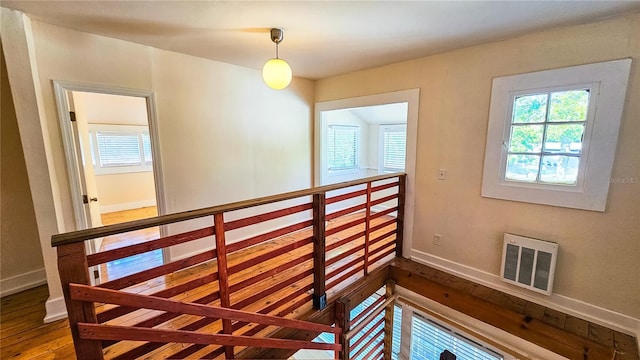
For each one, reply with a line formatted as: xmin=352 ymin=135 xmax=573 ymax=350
xmin=482 ymin=59 xmax=632 ymax=211
xmin=88 ymin=123 xmax=153 ymax=175
xmin=396 ymin=302 xmax=509 ymax=360
xmin=326 ymin=124 xmax=360 ymax=174
xmin=379 ymin=124 xmax=407 ymax=173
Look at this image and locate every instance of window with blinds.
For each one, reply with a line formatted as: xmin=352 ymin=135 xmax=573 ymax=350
xmin=327 ymin=125 xmax=359 ymax=171
xmin=411 ymin=313 xmax=503 ymax=360
xmin=88 ymin=124 xmax=153 ymax=175
xmin=380 ymin=125 xmax=407 ymax=173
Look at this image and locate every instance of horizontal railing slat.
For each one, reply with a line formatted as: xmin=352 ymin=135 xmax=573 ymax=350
xmin=79 ymin=323 xmax=340 ymax=351
xmin=326 ymin=203 xmax=367 ymax=221
xmin=370 ymin=181 xmax=399 ymax=193
xmin=370 ymin=206 xmax=397 ymax=219
xmin=87 ymin=227 xmax=214 ymax=267
xmin=228 ymin=253 xmax=313 ymax=294
xmin=97 ymin=271 xmax=218 ymax=323
xmin=327 ymin=243 xmax=365 ymax=267
xmin=226 ymin=220 xmax=313 ymax=254
xmin=228 ymin=237 xmax=312 ymax=275
xmin=325 ymin=217 xmax=366 ymax=237
xmin=370 ymin=193 xmax=398 ymax=207
xmin=224 ymin=203 xmax=312 ymax=232
xmin=326 ymin=230 xmax=365 ymax=252
xmin=71 ymin=284 xmax=339 ymax=334
xmin=98 ymin=249 xmax=217 ymax=290
xmin=326 ymin=188 xmax=367 ymax=205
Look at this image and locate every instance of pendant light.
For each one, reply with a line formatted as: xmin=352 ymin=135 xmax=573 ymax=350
xmin=262 ymin=28 xmax=292 ymax=90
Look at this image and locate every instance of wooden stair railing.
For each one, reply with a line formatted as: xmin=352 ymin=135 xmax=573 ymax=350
xmin=69 ymin=283 xmax=341 ymax=358
xmin=51 ymin=173 xmax=406 ymax=359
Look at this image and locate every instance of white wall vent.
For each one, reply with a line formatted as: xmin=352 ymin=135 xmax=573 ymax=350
xmin=500 ymin=233 xmax=558 ymax=295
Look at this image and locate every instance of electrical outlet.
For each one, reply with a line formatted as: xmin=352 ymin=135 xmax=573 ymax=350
xmin=438 ymin=169 xmax=447 ymax=180
xmin=433 ymin=234 xmax=442 ymax=246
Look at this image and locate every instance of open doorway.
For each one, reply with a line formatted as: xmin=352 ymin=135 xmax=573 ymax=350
xmin=314 ymin=89 xmax=420 ymax=258
xmin=318 ymin=102 xmax=408 ymax=186
xmin=53 ymin=81 xmax=165 ymax=284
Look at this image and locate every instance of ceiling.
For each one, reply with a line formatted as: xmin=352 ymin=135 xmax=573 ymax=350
xmin=2 ymin=1 xmax=639 ymax=79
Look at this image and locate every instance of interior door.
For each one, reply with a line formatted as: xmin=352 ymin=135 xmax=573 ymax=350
xmin=68 ymin=92 xmax=104 ymax=283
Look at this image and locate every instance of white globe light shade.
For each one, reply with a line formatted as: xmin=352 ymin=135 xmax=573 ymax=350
xmin=262 ymin=58 xmax=292 ymax=90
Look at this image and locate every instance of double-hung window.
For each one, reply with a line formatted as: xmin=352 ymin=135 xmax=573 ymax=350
xmin=88 ymin=124 xmax=153 ymax=175
xmin=482 ymin=59 xmax=631 ymax=211
xmin=327 ymin=125 xmax=359 ymax=172
xmin=380 ymin=124 xmax=407 ymax=173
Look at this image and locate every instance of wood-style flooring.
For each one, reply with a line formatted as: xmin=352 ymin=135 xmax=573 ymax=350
xmin=99 ymin=207 xmax=163 ymax=283
xmin=0 ymin=207 xmax=161 ymax=359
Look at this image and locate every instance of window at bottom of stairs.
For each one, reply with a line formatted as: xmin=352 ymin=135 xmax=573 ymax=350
xmin=410 ymin=313 xmax=503 ymax=360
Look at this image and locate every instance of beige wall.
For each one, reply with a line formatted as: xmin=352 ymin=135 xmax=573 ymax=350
xmin=4 ymin=18 xmax=313 ymax=315
xmin=316 ymin=13 xmax=640 ymax=320
xmin=95 ymin=173 xmax=156 ymax=211
xmin=1 ymin=45 xmax=45 ymax=294
xmin=151 ymin=48 xmax=314 ymax=259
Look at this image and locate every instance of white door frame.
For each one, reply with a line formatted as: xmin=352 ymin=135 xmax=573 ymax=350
xmin=314 ymin=89 xmax=420 ymax=259
xmin=52 ymin=80 xmax=167 ymax=260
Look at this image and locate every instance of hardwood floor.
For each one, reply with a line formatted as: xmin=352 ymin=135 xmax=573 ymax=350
xmin=0 ymin=286 xmax=75 ymax=359
xmin=99 ymin=207 xmax=163 ymax=283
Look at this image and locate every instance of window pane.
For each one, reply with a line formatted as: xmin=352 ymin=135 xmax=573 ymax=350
xmin=540 ymin=155 xmax=579 ymax=185
xmin=543 ymin=124 xmax=584 ymax=154
xmin=549 ymin=90 xmax=589 ymax=122
xmin=96 ymin=131 xmax=142 ymax=167
xmin=383 ymin=127 xmax=406 ymax=172
xmin=508 ymin=124 xmax=543 ymax=153
xmin=505 ymin=154 xmax=539 ymax=182
xmin=512 ymin=94 xmax=547 ymax=123
xmin=142 ymin=132 xmax=153 ymax=163
xmin=328 ymin=125 xmax=358 ymax=170
xmin=411 ymin=314 xmax=502 ymax=360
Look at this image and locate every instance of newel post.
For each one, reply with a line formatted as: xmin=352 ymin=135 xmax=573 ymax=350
xmin=312 ymin=193 xmax=327 ymax=310
xmin=57 ymin=242 xmax=104 ymax=359
xmin=383 ymin=280 xmax=397 ymax=360
xmin=396 ymin=174 xmax=406 ymax=257
xmin=335 ymin=296 xmax=351 ymax=360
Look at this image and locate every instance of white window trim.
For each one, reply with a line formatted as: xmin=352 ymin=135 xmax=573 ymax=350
xmin=379 ymin=124 xmax=407 ymax=174
xmin=88 ymin=123 xmax=153 ymax=175
xmin=482 ymin=59 xmax=632 ymax=211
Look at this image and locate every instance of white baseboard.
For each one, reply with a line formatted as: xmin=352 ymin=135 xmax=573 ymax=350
xmin=100 ymin=199 xmax=156 ymax=214
xmin=411 ymin=249 xmax=640 ymax=338
xmin=44 ymin=296 xmax=67 ymax=323
xmin=0 ymin=268 xmax=47 ymax=298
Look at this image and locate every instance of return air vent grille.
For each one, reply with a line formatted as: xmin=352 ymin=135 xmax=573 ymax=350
xmin=500 ymin=233 xmax=558 ymax=295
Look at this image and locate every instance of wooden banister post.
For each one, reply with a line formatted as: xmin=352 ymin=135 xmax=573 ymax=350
xmin=57 ymin=242 xmax=104 ymax=359
xmin=335 ymin=296 xmax=351 ymax=360
xmin=383 ymin=280 xmax=397 ymax=360
xmin=364 ymin=182 xmax=372 ymax=276
xmin=312 ymin=193 xmax=327 ymax=310
xmin=214 ymin=213 xmax=234 ymax=359
xmin=396 ymin=175 xmax=406 ymax=257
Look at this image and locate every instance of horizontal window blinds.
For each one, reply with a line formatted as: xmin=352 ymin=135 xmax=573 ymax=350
xmin=328 ymin=125 xmax=359 ymax=170
xmin=96 ymin=131 xmax=142 ymax=167
xmin=411 ymin=313 xmax=502 ymax=360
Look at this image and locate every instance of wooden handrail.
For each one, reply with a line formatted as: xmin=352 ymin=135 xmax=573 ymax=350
xmin=52 ymin=173 xmax=405 ymax=247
